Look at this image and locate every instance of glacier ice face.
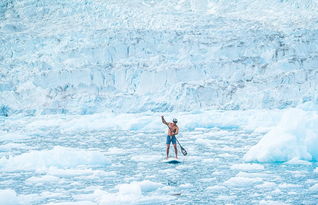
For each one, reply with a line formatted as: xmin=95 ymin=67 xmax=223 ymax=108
xmin=1 ymin=0 xmax=318 ymax=115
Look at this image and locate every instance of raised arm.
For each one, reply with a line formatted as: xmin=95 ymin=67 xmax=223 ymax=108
xmin=161 ymin=116 xmax=168 ymax=126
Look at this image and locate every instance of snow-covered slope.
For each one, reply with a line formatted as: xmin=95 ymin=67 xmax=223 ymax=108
xmin=1 ymin=0 xmax=318 ymax=115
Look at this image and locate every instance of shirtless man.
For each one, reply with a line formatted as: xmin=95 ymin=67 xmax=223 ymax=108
xmin=161 ymin=116 xmax=179 ymax=159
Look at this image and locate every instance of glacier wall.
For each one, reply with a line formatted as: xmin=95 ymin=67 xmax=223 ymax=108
xmin=1 ymin=0 xmax=318 ymax=115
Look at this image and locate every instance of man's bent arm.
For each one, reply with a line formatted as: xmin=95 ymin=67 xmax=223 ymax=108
xmin=175 ymin=127 xmax=179 ymax=135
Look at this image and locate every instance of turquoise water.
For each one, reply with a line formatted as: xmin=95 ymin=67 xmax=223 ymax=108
xmin=0 ymin=122 xmax=318 ymax=204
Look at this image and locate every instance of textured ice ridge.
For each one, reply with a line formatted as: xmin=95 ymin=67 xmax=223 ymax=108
xmin=1 ymin=0 xmax=318 ymax=115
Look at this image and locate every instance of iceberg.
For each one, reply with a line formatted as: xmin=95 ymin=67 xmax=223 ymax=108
xmin=0 ymin=146 xmax=109 ymax=171
xmin=244 ymin=108 xmax=318 ymax=162
xmin=0 ymin=189 xmax=19 ymax=205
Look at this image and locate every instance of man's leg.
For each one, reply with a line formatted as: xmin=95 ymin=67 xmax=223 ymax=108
xmin=166 ymin=144 xmax=170 ymax=159
xmin=173 ymin=144 xmax=178 ymax=159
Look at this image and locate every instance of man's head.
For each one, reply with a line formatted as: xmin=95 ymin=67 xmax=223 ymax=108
xmin=172 ymin=118 xmax=178 ymax=124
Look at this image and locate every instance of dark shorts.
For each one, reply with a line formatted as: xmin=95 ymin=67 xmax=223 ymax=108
xmin=166 ymin=135 xmax=176 ymax=145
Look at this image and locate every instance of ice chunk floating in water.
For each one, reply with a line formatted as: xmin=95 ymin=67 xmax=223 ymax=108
xmin=0 ymin=189 xmax=19 ymax=205
xmin=244 ymin=109 xmax=318 ymax=162
xmin=0 ymin=146 xmax=108 ymax=171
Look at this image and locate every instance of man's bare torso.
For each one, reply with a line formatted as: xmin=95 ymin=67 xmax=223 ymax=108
xmin=167 ymin=123 xmax=178 ymax=136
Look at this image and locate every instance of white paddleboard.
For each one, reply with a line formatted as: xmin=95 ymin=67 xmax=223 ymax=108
xmin=162 ymin=158 xmax=181 ymax=164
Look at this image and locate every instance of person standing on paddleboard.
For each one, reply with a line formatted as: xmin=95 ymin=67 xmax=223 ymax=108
xmin=161 ymin=116 xmax=179 ymax=159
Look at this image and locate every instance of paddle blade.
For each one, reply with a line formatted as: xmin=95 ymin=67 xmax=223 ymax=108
xmin=180 ymin=146 xmax=187 ymax=156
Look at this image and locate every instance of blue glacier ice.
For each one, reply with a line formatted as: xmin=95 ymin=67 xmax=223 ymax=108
xmin=1 ymin=0 xmax=318 ymax=204
xmin=1 ymin=0 xmax=318 ymax=115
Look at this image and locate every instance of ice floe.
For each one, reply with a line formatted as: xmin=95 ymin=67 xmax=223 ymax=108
xmin=245 ymin=109 xmax=318 ymax=162
xmin=0 ymin=146 xmax=108 ymax=171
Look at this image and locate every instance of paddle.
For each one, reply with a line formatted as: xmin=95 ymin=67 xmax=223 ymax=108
xmin=175 ymin=136 xmax=187 ymax=156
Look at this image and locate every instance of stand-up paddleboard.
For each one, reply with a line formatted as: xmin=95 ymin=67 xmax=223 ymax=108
xmin=162 ymin=158 xmax=181 ymax=164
